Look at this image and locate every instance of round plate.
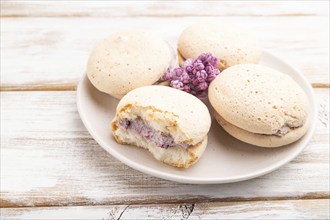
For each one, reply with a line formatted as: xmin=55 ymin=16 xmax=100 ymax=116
xmin=77 ymin=51 xmax=317 ymax=184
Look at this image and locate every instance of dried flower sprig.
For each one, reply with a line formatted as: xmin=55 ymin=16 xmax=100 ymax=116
xmin=160 ymin=53 xmax=220 ymax=99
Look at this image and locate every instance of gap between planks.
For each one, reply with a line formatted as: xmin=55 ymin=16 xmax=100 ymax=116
xmin=0 ymin=83 xmax=77 ymax=91
xmin=0 ymin=82 xmax=329 ymax=92
xmin=1 ymin=193 xmax=329 ymax=209
xmin=1 ymin=1 xmax=328 ymax=18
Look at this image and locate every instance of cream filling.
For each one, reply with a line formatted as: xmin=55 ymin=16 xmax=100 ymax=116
xmin=273 ymin=123 xmax=304 ymax=137
xmin=274 ymin=125 xmax=291 ymax=137
xmin=217 ymin=112 xmax=303 ymax=137
xmin=119 ymin=117 xmax=189 ymax=149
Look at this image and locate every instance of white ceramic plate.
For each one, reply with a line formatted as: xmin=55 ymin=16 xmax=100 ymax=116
xmin=77 ymin=51 xmax=317 ymax=184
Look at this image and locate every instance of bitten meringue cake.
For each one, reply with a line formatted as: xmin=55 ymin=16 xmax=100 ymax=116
xmin=112 ymin=85 xmax=211 ymax=168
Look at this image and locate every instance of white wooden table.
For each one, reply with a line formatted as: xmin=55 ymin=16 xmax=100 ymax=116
xmin=1 ymin=1 xmax=329 ymax=219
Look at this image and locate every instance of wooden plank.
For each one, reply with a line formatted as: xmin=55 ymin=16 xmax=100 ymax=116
xmin=1 ymin=1 xmax=329 ymax=18
xmin=1 ymin=16 xmax=329 ymax=90
xmin=1 ymin=200 xmax=329 ymax=219
xmin=0 ymin=89 xmax=329 ymax=207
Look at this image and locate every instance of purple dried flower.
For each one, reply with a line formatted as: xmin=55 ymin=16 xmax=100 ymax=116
xmin=183 ymin=85 xmax=190 ymax=92
xmin=196 ymin=70 xmax=208 ymax=82
xmin=211 ymin=57 xmax=218 ymax=66
xmin=161 ymin=68 xmax=173 ymax=81
xmin=180 ymin=72 xmax=190 ymax=83
xmin=173 ymin=68 xmax=183 ymax=77
xmin=207 ymin=72 xmax=217 ymax=82
xmin=158 ymin=52 xmax=221 ymax=99
xmin=182 ymin=58 xmax=193 ymax=68
xmin=185 ymin=65 xmax=193 ymax=72
xmin=197 ymin=82 xmax=208 ymax=91
xmin=205 ymin=65 xmax=213 ymax=73
xmin=170 ymin=79 xmax=184 ymax=90
xmin=193 ymin=60 xmax=204 ymax=70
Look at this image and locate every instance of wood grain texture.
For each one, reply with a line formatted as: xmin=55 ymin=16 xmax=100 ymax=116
xmin=1 ymin=200 xmax=329 ymax=220
xmin=1 ymin=16 xmax=329 ymax=90
xmin=1 ymin=89 xmax=329 ymax=208
xmin=1 ymin=1 xmax=329 ymax=17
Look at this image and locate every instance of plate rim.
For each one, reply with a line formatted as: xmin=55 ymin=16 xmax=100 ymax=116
xmin=76 ymin=50 xmax=317 ymax=184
